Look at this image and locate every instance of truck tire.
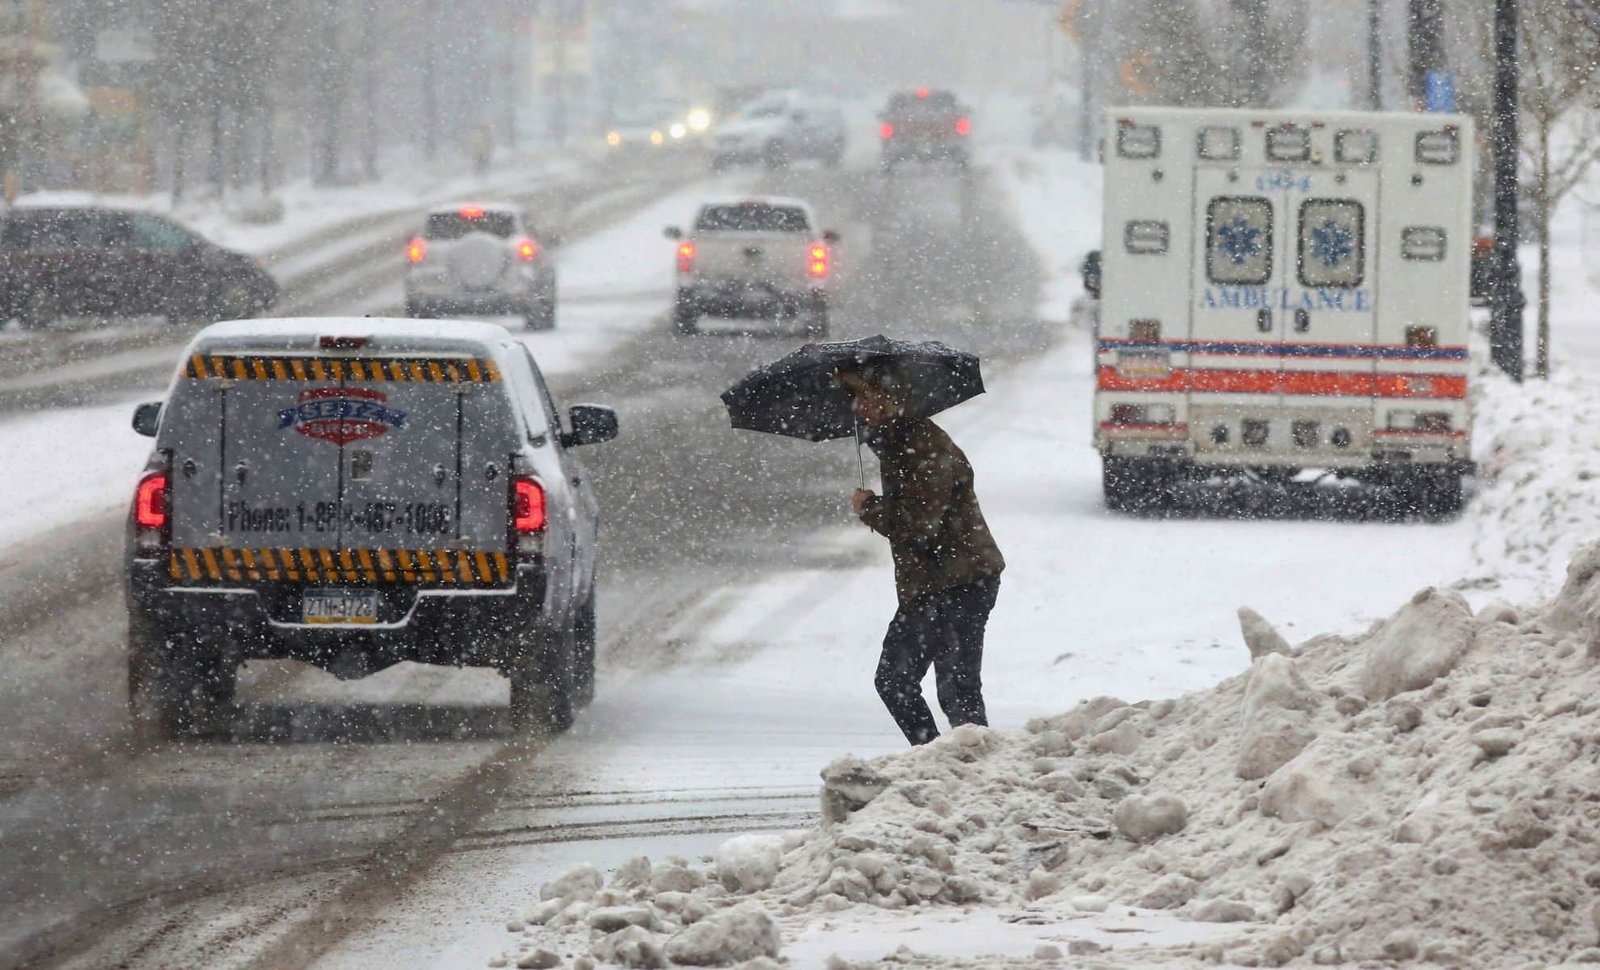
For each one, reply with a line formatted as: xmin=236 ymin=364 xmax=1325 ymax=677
xmin=1102 ymin=456 xmax=1172 ymax=514
xmin=673 ymin=293 xmax=699 ymax=335
xmin=128 ymin=621 xmax=237 ymax=741
xmin=508 ymin=627 xmax=574 ymax=734
xmin=1397 ymin=469 xmax=1465 ymax=519
xmin=524 ymin=299 xmax=557 ymax=331
xmin=573 ymin=591 xmax=597 ymax=709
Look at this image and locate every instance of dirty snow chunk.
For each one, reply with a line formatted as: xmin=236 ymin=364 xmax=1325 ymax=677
xmin=663 ymin=902 xmax=781 ymax=965
xmin=515 ymin=949 xmax=562 ymax=970
xmin=1473 ymin=729 xmax=1520 ymax=758
xmin=1137 ymin=874 xmax=1198 ymax=910
xmin=611 ymin=855 xmax=653 ymax=888
xmin=1070 ymin=894 xmax=1109 ymax=913
xmin=819 ymin=756 xmax=891 ymax=823
xmin=588 ymin=905 xmax=656 ymax=933
xmin=1192 ymin=898 xmax=1256 ymax=923
xmin=1033 ymin=943 xmax=1063 ymax=960
xmin=1257 ymin=738 xmax=1360 ymax=826
xmin=716 ymin=834 xmax=785 ymax=894
xmin=1239 ymin=606 xmax=1292 ymax=660
xmin=1236 ymin=708 xmax=1316 ymax=780
xmin=1360 ymin=588 xmax=1474 ymax=701
xmin=593 ymin=926 xmax=666 ymax=969
xmin=1241 ymin=654 xmax=1319 ymax=723
xmin=650 ymin=863 xmax=704 ymax=894
xmin=540 ymin=863 xmax=602 ymax=902
xmin=1112 ymin=794 xmax=1188 ymax=843
xmin=1085 ymin=720 xmax=1141 ymax=756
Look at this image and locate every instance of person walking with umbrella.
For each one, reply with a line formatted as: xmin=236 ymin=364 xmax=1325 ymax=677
xmin=721 ymin=336 xmax=1004 ymax=746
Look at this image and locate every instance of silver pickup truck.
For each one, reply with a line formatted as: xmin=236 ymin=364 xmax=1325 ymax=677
xmin=124 ymin=318 xmax=617 ymax=738
xmin=665 ymin=197 xmax=838 ymax=337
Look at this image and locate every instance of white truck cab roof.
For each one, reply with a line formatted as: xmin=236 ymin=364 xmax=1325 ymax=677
xmin=186 ymin=317 xmax=518 ymax=358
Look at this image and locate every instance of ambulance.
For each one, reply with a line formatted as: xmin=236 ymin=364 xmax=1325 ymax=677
xmin=1094 ymin=107 xmax=1474 ymax=515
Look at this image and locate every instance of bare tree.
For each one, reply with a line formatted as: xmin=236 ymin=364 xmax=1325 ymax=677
xmin=1517 ymin=0 xmax=1600 ymax=378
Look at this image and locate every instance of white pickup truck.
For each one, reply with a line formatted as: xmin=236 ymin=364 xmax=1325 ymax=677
xmin=665 ymin=197 xmax=838 ymax=337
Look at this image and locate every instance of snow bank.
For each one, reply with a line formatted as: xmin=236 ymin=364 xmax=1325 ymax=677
xmin=498 ymin=542 xmax=1600 ymax=967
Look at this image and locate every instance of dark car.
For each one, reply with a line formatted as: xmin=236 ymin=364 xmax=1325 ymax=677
xmin=0 ymin=205 xmax=278 ymax=329
xmin=878 ymin=88 xmax=971 ymax=174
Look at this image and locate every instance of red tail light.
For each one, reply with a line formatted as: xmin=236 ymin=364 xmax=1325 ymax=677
xmin=808 ymin=243 xmax=830 ymax=279
xmin=916 ymin=87 xmax=929 ymax=99
xmin=516 ymin=237 xmax=539 ymax=262
xmin=135 ymin=471 xmax=169 ymax=530
xmin=879 ymin=122 xmax=895 ymax=140
xmin=512 ymin=477 xmax=546 ymax=533
xmin=406 ymin=236 xmax=426 ymax=264
xmin=459 ymin=204 xmax=485 ymax=220
xmin=676 ymin=240 xmax=696 ymax=274
xmin=955 ymin=117 xmax=971 ymax=137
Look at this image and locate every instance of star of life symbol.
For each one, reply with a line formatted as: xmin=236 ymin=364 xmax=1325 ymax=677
xmin=1309 ymin=218 xmax=1355 ymax=268
xmin=1217 ymin=216 xmax=1263 ymax=266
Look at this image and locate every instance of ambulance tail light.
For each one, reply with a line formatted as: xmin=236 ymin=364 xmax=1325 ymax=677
xmin=676 ymin=240 xmax=696 ymax=274
xmin=134 ymin=469 xmax=170 ymax=554
xmin=1108 ymin=403 xmax=1176 ymax=427
xmin=511 ymin=476 xmax=546 ymax=556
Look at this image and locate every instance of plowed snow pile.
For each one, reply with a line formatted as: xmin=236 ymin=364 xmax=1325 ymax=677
xmin=498 ymin=544 xmax=1600 ymax=968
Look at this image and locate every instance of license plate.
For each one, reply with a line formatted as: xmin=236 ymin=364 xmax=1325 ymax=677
xmin=302 ymin=589 xmax=379 ymax=625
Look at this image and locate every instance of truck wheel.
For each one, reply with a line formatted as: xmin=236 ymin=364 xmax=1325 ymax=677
xmin=1102 ymin=456 xmax=1172 ymax=514
xmin=804 ymin=298 xmax=829 ymax=339
xmin=573 ymin=591 xmax=596 ymax=709
xmin=508 ymin=627 xmax=574 ymax=734
xmin=129 ymin=622 xmax=236 ymax=741
xmin=673 ymin=294 xmax=699 ymax=335
xmin=524 ymin=299 xmax=556 ymax=331
xmin=1398 ymin=469 xmax=1465 ymax=519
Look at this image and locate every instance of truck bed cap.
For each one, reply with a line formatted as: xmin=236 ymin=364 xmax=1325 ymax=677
xmin=186 ymin=317 xmax=512 ymax=358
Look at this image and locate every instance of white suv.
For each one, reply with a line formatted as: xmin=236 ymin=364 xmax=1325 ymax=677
xmin=404 ymin=203 xmax=559 ymax=330
xmin=711 ymin=91 xmax=846 ymax=171
xmin=665 ymin=197 xmax=838 ymax=337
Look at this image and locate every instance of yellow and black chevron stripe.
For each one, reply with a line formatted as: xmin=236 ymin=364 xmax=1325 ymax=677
xmin=185 ymin=355 xmax=501 ymax=383
xmin=168 ymin=547 xmax=514 ymax=586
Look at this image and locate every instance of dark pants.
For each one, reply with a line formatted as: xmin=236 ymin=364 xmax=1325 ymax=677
xmin=875 ymin=579 xmax=999 ymax=745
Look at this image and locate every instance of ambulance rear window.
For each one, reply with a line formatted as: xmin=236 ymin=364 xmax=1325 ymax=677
xmin=1298 ymin=200 xmax=1365 ymax=288
xmin=1266 ymin=126 xmax=1310 ymax=162
xmin=1206 ymin=197 xmax=1273 ymax=285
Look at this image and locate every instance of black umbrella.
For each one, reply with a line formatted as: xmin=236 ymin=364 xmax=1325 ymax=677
xmin=720 ymin=334 xmax=985 ymax=482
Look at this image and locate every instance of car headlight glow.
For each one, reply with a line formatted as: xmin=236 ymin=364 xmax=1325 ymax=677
xmin=606 ymin=131 xmax=621 ymax=147
xmin=687 ymin=108 xmax=712 ymax=132
xmin=669 ymin=122 xmax=687 ymax=140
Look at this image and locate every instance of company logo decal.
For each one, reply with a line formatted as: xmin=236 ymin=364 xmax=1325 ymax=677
xmin=1216 ymin=216 xmax=1264 ymax=266
xmin=278 ymin=387 xmax=406 ymax=445
xmin=1308 ymin=217 xmax=1355 ymax=268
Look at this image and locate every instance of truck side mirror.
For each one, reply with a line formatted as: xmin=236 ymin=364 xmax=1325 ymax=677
xmin=563 ymin=404 xmax=619 ymax=447
xmin=132 ymin=401 xmax=162 ymax=437
xmin=823 ymin=230 xmax=841 ymax=245
xmin=663 ymin=226 xmax=682 ymax=240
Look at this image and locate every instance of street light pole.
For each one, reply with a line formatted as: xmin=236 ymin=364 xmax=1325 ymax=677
xmin=1490 ymin=0 xmax=1524 ymax=380
xmin=1367 ymin=0 xmax=1382 ymax=109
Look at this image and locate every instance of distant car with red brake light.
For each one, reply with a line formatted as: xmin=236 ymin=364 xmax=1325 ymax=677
xmin=124 ymin=318 xmax=617 ymax=738
xmin=878 ymin=88 xmax=972 ymax=175
xmin=664 ymin=196 xmax=837 ymax=337
xmin=404 ymin=203 xmax=559 ymax=330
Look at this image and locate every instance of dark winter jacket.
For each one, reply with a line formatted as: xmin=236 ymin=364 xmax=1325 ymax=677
xmin=858 ymin=416 xmax=1005 ymax=603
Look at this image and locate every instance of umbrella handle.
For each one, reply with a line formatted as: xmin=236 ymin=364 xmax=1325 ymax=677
xmin=854 ymin=415 xmax=866 ymax=488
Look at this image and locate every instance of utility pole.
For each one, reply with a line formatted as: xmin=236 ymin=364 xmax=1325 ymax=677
xmin=1490 ymin=0 xmax=1524 ymax=380
xmin=1407 ymin=0 xmax=1444 ymax=108
xmin=1367 ymin=0 xmax=1382 ymax=109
